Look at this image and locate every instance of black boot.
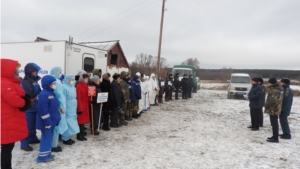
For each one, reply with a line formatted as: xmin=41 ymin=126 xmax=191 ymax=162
xmin=63 ymin=139 xmax=74 ymax=145
xmin=91 ymin=129 xmax=100 ymax=136
xmin=21 ymin=145 xmax=33 ymax=151
xmin=77 ymin=125 xmax=87 ymax=141
xmin=267 ymin=138 xmax=279 ymax=143
xmin=102 ymin=111 xmax=111 ymax=131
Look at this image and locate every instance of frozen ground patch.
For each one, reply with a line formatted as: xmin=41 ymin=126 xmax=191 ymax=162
xmin=11 ymin=89 xmax=300 ymax=169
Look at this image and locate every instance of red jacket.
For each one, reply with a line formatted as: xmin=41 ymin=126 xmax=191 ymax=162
xmin=1 ymin=59 xmax=28 ymax=144
xmin=76 ymin=82 xmax=90 ymax=124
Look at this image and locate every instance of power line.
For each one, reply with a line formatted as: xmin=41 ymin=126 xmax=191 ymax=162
xmin=79 ymin=0 xmax=160 ymax=42
xmin=73 ymin=0 xmax=151 ymax=38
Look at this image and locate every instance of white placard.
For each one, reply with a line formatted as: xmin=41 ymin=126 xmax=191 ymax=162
xmin=161 ymin=82 xmax=165 ymax=86
xmin=97 ymin=92 xmax=108 ymax=103
xmin=168 ymin=81 xmax=172 ymax=86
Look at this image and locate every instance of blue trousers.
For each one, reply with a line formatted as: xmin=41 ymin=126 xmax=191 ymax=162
xmin=37 ymin=127 xmax=54 ymax=160
xmin=20 ymin=111 xmax=39 ymax=148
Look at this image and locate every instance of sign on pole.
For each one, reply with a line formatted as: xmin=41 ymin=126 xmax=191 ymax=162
xmin=161 ymin=82 xmax=165 ymax=86
xmin=97 ymin=92 xmax=108 ymax=103
xmin=88 ymin=86 xmax=96 ymax=96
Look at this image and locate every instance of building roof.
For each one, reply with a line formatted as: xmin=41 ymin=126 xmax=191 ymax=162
xmin=79 ymin=40 xmax=119 ymax=51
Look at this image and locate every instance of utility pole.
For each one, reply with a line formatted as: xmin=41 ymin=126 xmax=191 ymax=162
xmin=156 ymin=0 xmax=166 ymax=76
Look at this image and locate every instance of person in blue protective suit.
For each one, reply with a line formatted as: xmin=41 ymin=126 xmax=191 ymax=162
xmin=36 ymin=75 xmax=61 ymax=163
xmin=50 ymin=67 xmax=67 ymax=152
xmin=20 ymin=63 xmax=42 ymax=151
xmin=61 ymin=74 xmax=80 ymax=145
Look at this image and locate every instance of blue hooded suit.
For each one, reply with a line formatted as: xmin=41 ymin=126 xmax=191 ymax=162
xmin=50 ymin=67 xmax=67 ymax=148
xmin=20 ymin=63 xmax=42 ymax=148
xmin=36 ymin=75 xmax=61 ymax=161
xmin=62 ymin=74 xmax=80 ymax=141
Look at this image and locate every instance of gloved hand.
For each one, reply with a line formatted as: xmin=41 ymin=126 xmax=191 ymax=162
xmin=77 ymin=112 xmax=82 ymax=115
xmin=45 ymin=125 xmax=51 ymax=129
xmin=243 ymin=94 xmax=248 ymax=99
xmin=19 ymin=94 xmax=34 ymax=111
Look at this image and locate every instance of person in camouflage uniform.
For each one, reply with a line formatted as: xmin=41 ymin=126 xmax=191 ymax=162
xmin=120 ymin=71 xmax=129 ymax=125
xmin=265 ymin=78 xmax=283 ymax=143
xmin=279 ymin=78 xmax=293 ymax=139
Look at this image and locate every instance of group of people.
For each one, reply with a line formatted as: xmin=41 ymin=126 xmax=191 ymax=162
xmin=1 ymin=58 xmax=196 ymax=168
xmin=246 ymin=77 xmax=293 ymax=143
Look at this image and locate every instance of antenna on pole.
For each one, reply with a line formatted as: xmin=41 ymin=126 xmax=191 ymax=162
xmin=156 ymin=0 xmax=166 ymax=76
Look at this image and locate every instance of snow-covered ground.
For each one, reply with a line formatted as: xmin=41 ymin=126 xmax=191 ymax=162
xmin=201 ymin=83 xmax=227 ymax=89
xmin=12 ymin=88 xmax=300 ymax=169
xmin=290 ymin=85 xmax=300 ymax=91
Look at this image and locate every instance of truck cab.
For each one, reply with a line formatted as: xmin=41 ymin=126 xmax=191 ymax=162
xmin=227 ymin=73 xmax=252 ymax=99
xmin=172 ymin=65 xmax=200 ymax=93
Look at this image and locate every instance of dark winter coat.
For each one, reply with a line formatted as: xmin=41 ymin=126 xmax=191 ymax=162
xmin=99 ymin=79 xmax=114 ymax=111
xmin=189 ymin=78 xmax=194 ymax=89
xmin=181 ymin=78 xmax=190 ymax=90
xmin=247 ymin=84 xmax=262 ymax=109
xmin=36 ymin=75 xmax=61 ymax=130
xmin=281 ymin=84 xmax=293 ymax=116
xmin=128 ymin=83 xmax=136 ymax=103
xmin=158 ymin=79 xmax=163 ymax=95
xmin=21 ymin=63 xmax=42 ymax=112
xmin=132 ymin=75 xmax=141 ymax=100
xmin=1 ymin=59 xmax=29 ymax=144
xmin=111 ymin=80 xmax=122 ymax=108
xmin=174 ymin=76 xmax=181 ymax=89
xmin=76 ymin=82 xmax=90 ymax=124
xmin=260 ymin=84 xmax=266 ymax=107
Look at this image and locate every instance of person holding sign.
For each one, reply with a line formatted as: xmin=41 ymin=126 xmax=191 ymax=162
xmin=62 ymin=74 xmax=80 ymax=145
xmin=100 ymin=73 xmax=113 ymax=131
xmin=89 ymin=75 xmax=102 ymax=135
xmin=76 ymin=74 xmax=90 ymax=141
xmin=110 ymin=73 xmax=122 ymax=128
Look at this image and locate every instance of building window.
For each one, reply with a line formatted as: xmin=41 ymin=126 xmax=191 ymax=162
xmin=111 ymin=54 xmax=118 ymax=66
xmin=84 ymin=57 xmax=94 ymax=72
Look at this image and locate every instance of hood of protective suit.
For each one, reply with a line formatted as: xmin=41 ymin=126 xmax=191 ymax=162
xmin=50 ymin=67 xmax=62 ymax=79
xmin=64 ymin=74 xmax=75 ymax=82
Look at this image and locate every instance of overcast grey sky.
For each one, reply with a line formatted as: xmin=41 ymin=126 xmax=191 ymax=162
xmin=2 ymin=0 xmax=300 ymax=69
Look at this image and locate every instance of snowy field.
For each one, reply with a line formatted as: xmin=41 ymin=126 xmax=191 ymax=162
xmin=12 ymin=87 xmax=300 ymax=169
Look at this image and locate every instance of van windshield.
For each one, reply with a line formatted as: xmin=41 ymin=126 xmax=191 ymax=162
xmin=231 ymin=76 xmax=250 ymax=83
xmin=173 ymin=69 xmax=192 ymax=76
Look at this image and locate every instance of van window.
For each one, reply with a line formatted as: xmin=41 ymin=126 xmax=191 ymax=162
xmin=111 ymin=54 xmax=118 ymax=66
xmin=173 ymin=69 xmax=192 ymax=76
xmin=231 ymin=77 xmax=250 ymax=83
xmin=84 ymin=57 xmax=94 ymax=72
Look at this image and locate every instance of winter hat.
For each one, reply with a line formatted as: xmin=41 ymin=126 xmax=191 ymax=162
xmin=280 ymin=78 xmax=290 ymax=85
xmin=102 ymin=73 xmax=111 ymax=80
xmin=258 ymin=78 xmax=264 ymax=84
xmin=136 ymin=72 xmax=141 ymax=77
xmin=91 ymin=75 xmax=100 ymax=83
xmin=113 ymin=73 xmax=121 ymax=80
xmin=251 ymin=77 xmax=259 ymax=83
xmin=189 ymin=74 xmax=193 ymax=77
xmin=65 ymin=74 xmax=75 ymax=82
xmin=183 ymin=74 xmax=187 ymax=77
xmin=268 ymin=78 xmax=277 ymax=84
xmin=175 ymin=73 xmax=180 ymax=76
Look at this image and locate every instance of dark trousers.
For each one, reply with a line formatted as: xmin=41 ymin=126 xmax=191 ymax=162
xmin=279 ymin=115 xmax=291 ymax=137
xmin=1 ymin=142 xmax=15 ymax=169
xmin=110 ymin=108 xmax=119 ymax=126
xmin=20 ymin=111 xmax=39 ymax=148
xmin=102 ymin=110 xmax=110 ymax=129
xmin=188 ymin=88 xmax=192 ymax=98
xmin=250 ymin=108 xmax=260 ymax=128
xmin=258 ymin=107 xmax=264 ymax=127
xmin=270 ymin=115 xmax=279 ymax=139
xmin=182 ymin=89 xmax=188 ymax=99
xmin=175 ymin=88 xmax=179 ymax=99
xmin=165 ymin=87 xmax=172 ymax=101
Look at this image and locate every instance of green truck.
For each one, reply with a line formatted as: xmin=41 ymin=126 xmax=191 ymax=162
xmin=172 ymin=65 xmax=200 ymax=93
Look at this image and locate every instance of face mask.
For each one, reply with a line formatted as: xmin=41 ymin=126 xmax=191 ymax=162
xmin=51 ymin=85 xmax=57 ymax=90
xmin=69 ymin=81 xmax=75 ymax=86
xmin=58 ymin=73 xmax=62 ymax=78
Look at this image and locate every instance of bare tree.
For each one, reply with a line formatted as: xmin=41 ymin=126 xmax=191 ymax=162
xmin=181 ymin=58 xmax=200 ymax=69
